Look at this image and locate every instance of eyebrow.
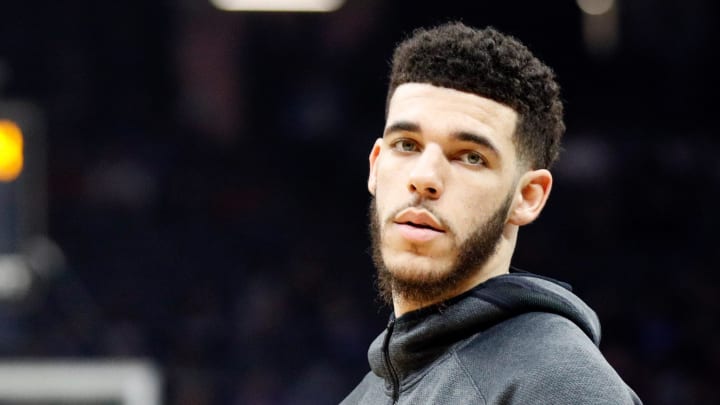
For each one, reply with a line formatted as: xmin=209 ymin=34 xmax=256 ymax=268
xmin=451 ymin=131 xmax=499 ymax=156
xmin=384 ymin=120 xmax=500 ymax=156
xmin=383 ymin=121 xmax=420 ymax=137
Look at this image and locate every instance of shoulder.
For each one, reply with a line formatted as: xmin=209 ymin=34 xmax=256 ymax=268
xmin=454 ymin=312 xmax=600 ymax=374
xmin=453 ymin=312 xmax=640 ymax=404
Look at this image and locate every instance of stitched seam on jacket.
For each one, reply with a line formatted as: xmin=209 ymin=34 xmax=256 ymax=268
xmin=400 ymin=351 xmax=454 ymax=391
xmin=452 ymin=350 xmax=488 ymax=405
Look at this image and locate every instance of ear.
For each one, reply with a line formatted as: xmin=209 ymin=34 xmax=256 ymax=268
xmin=368 ymin=139 xmax=383 ymax=195
xmin=508 ymin=169 xmax=553 ymax=226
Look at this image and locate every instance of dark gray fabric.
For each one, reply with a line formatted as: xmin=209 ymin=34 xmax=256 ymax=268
xmin=341 ymin=272 xmax=642 ymax=404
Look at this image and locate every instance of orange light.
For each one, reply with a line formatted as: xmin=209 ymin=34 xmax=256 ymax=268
xmin=0 ymin=120 xmax=24 ymax=182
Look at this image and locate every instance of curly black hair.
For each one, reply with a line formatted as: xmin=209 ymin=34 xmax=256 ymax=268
xmin=387 ymin=22 xmax=565 ymax=169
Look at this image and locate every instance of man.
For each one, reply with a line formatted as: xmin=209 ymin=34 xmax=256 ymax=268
xmin=341 ymin=22 xmax=642 ymax=404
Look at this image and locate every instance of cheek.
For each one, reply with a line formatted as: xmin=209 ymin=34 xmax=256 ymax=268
xmin=376 ymin=161 xmax=401 ymax=187
xmin=444 ymin=184 xmax=507 ymax=236
xmin=374 ymin=169 xmax=407 ymax=214
xmin=372 ymin=186 xmax=394 ymax=229
xmin=452 ymin=211 xmax=485 ymax=240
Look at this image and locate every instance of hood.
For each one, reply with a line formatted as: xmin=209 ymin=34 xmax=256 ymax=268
xmin=368 ymin=271 xmax=602 ymax=381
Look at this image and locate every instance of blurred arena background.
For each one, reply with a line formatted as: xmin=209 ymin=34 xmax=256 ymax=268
xmin=0 ymin=0 xmax=718 ymax=403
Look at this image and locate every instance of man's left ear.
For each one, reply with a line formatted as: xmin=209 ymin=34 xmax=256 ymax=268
xmin=508 ymin=169 xmax=553 ymax=226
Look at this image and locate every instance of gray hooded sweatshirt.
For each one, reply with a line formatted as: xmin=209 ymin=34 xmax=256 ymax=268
xmin=341 ymin=272 xmax=642 ymax=404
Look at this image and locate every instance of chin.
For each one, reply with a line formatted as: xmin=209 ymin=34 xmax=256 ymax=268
xmin=382 ymin=250 xmax=454 ymax=282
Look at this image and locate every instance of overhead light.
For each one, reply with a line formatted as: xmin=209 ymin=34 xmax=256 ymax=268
xmin=210 ymin=0 xmax=345 ymax=12
xmin=578 ymin=0 xmax=619 ymax=57
xmin=576 ymin=0 xmax=615 ymax=16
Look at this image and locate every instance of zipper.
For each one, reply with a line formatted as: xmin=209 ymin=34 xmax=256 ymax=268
xmin=383 ymin=318 xmax=400 ymax=404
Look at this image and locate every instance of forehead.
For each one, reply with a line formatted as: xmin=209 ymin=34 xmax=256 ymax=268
xmin=386 ymin=83 xmax=518 ymax=143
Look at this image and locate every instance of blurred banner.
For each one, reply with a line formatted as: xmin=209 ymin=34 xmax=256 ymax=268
xmin=0 ymin=359 xmax=162 ymax=404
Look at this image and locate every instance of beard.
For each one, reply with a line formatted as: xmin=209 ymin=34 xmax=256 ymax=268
xmin=369 ymin=194 xmax=513 ymax=307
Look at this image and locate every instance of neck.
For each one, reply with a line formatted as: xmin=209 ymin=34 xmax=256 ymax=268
xmin=392 ymin=227 xmax=518 ymax=317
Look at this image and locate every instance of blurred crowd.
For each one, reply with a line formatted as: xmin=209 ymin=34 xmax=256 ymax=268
xmin=1 ymin=1 xmax=718 ymax=404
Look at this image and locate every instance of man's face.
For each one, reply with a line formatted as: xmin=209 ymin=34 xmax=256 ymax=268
xmin=368 ymin=83 xmax=522 ymax=304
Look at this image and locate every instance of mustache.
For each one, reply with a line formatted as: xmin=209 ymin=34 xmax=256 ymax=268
xmin=384 ymin=200 xmax=452 ymax=233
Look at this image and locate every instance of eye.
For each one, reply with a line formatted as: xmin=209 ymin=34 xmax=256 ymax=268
xmin=391 ymin=139 xmax=420 ymax=153
xmin=458 ymin=151 xmax=486 ymax=166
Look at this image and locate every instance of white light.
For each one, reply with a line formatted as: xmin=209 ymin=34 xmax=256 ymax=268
xmin=0 ymin=255 xmax=32 ymax=300
xmin=579 ymin=0 xmax=619 ymax=57
xmin=577 ymin=0 xmax=615 ymax=16
xmin=210 ymin=0 xmax=345 ymax=12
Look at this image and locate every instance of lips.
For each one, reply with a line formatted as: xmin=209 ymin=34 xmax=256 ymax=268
xmin=393 ymin=208 xmax=446 ymax=242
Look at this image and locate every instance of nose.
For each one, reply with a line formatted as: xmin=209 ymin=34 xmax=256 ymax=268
xmin=408 ymin=146 xmax=445 ymax=199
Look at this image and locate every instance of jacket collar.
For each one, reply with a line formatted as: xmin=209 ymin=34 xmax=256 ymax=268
xmin=367 ymin=271 xmax=600 ymax=382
